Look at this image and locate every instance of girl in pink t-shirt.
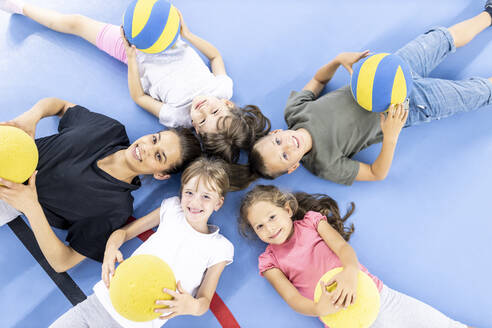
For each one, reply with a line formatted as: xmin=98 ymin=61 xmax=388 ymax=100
xmin=239 ymin=185 xmax=471 ymax=328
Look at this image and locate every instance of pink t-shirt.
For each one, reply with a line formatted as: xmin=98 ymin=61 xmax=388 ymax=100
xmin=258 ymin=211 xmax=383 ymax=300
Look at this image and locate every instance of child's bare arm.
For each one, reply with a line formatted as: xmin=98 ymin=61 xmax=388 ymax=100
xmin=317 ymin=220 xmax=359 ymax=308
xmin=355 ymin=103 xmax=408 ymax=181
xmin=263 ymin=268 xmax=339 ymax=317
xmin=155 ymin=261 xmax=228 ymax=319
xmin=121 ymin=28 xmax=163 ymax=117
xmin=177 ymin=10 xmax=227 ymax=76
xmin=303 ymin=51 xmax=370 ymax=98
xmin=102 ymin=207 xmax=161 ymax=286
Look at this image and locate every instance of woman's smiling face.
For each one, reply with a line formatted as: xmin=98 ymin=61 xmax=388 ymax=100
xmin=125 ymin=131 xmax=181 ymax=177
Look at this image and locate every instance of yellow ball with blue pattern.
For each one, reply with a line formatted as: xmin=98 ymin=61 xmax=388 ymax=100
xmin=109 ymin=254 xmax=176 ymax=322
xmin=123 ymin=0 xmax=180 ymax=54
xmin=351 ymin=53 xmax=413 ymax=112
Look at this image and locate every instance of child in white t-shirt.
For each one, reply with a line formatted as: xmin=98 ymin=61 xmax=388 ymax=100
xmin=49 ymin=157 xmax=234 ymax=328
xmin=1 ymin=0 xmax=271 ymax=163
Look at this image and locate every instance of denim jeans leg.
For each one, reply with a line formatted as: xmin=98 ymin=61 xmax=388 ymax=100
xmin=395 ymin=27 xmax=456 ymax=78
xmin=406 ymin=76 xmax=492 ymax=126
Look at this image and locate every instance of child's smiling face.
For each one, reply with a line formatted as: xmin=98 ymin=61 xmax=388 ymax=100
xmin=180 ymin=175 xmax=224 ymax=226
xmin=253 ymin=129 xmax=309 ymax=178
xmin=190 ymin=95 xmax=232 ymax=134
xmin=246 ymin=200 xmax=294 ymax=245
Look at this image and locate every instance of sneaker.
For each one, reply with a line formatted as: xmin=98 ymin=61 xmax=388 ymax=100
xmin=486 ymin=0 xmax=492 ymax=10
xmin=0 ymin=0 xmax=24 ymax=15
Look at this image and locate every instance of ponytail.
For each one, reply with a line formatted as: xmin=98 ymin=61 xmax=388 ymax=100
xmin=225 ymin=163 xmax=259 ymax=191
xmin=293 ymin=192 xmax=355 ymax=241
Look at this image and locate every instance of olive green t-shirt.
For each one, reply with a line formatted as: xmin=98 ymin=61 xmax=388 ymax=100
xmin=284 ymin=86 xmax=382 ymax=185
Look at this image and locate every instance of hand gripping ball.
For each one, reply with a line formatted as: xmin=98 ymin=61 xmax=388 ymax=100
xmin=109 ymin=254 xmax=177 ymax=322
xmin=123 ymin=0 xmax=180 ymax=54
xmin=0 ymin=126 xmax=38 ymax=183
xmin=351 ymin=53 xmax=413 ymax=112
xmin=314 ymin=268 xmax=380 ymax=328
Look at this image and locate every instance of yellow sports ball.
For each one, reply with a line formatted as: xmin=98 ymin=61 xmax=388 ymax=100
xmin=0 ymin=126 xmax=38 ymax=183
xmin=109 ymin=254 xmax=176 ymax=322
xmin=314 ymin=268 xmax=380 ymax=328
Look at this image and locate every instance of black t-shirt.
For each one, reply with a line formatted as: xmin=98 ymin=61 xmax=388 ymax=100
xmin=35 ymin=106 xmax=141 ymax=262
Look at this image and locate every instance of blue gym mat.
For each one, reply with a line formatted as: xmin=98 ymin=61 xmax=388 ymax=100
xmin=1 ymin=0 xmax=491 ymax=327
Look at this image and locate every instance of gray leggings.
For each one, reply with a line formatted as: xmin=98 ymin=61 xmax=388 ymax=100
xmin=52 ymin=287 xmax=466 ymax=328
xmin=371 ymin=285 xmax=467 ymax=328
xmin=49 ymin=294 xmax=122 ymax=328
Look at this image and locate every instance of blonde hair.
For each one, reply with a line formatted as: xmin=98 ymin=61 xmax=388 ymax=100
xmin=239 ymin=185 xmax=355 ymax=240
xmin=180 ymin=157 xmax=230 ymax=197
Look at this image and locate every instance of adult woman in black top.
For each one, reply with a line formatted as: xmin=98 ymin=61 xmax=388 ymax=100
xmin=0 ymin=97 xmax=201 ymax=272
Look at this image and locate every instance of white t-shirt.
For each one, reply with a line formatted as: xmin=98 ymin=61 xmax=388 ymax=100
xmin=93 ymin=196 xmax=234 ymax=328
xmin=136 ymin=37 xmax=234 ymax=128
xmin=0 ymin=199 xmax=20 ymax=226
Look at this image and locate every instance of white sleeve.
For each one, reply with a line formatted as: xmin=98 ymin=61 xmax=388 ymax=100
xmin=158 ymin=102 xmax=193 ymax=128
xmin=0 ymin=200 xmax=21 ymax=226
xmin=207 ymin=236 xmax=234 ymax=268
xmin=159 ymin=196 xmax=181 ymax=225
xmin=211 ymin=74 xmax=234 ymax=100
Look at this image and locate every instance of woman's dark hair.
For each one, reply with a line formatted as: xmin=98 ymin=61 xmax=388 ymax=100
xmin=165 ymin=127 xmax=202 ymax=175
xmin=201 ymin=104 xmax=271 ymax=163
xmin=238 ymin=185 xmax=355 ymax=241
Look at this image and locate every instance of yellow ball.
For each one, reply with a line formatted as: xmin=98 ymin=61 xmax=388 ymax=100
xmin=314 ymin=268 xmax=380 ymax=328
xmin=0 ymin=126 xmax=38 ymax=183
xmin=109 ymin=254 xmax=176 ymax=322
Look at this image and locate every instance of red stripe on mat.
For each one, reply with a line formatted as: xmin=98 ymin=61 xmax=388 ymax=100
xmin=127 ymin=217 xmax=240 ymax=328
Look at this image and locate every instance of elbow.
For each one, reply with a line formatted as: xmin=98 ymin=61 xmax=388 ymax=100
xmin=129 ymin=91 xmax=142 ymax=102
xmin=132 ymin=95 xmax=146 ymax=107
xmin=369 ymin=167 xmax=388 ymax=181
xmin=51 ymin=260 xmax=70 ymax=273
xmin=199 ymin=301 xmax=212 ymax=317
xmin=194 ymin=298 xmax=211 ymax=317
xmin=47 ymin=251 xmax=79 ymax=273
xmin=374 ymin=173 xmax=387 ymax=181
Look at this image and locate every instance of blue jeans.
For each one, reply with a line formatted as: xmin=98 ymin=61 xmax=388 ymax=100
xmin=395 ymin=27 xmax=492 ymax=127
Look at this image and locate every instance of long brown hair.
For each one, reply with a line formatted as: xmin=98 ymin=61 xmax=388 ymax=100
xmin=239 ymin=185 xmax=355 ymax=241
xmin=218 ymin=144 xmax=277 ymax=191
xmin=201 ymin=104 xmax=271 ymax=163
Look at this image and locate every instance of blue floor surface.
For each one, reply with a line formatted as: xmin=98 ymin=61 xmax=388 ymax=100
xmin=1 ymin=0 xmax=491 ymax=327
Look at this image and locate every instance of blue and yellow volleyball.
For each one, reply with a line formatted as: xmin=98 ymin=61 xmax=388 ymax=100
xmin=123 ymin=0 xmax=180 ymax=54
xmin=351 ymin=53 xmax=413 ymax=112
